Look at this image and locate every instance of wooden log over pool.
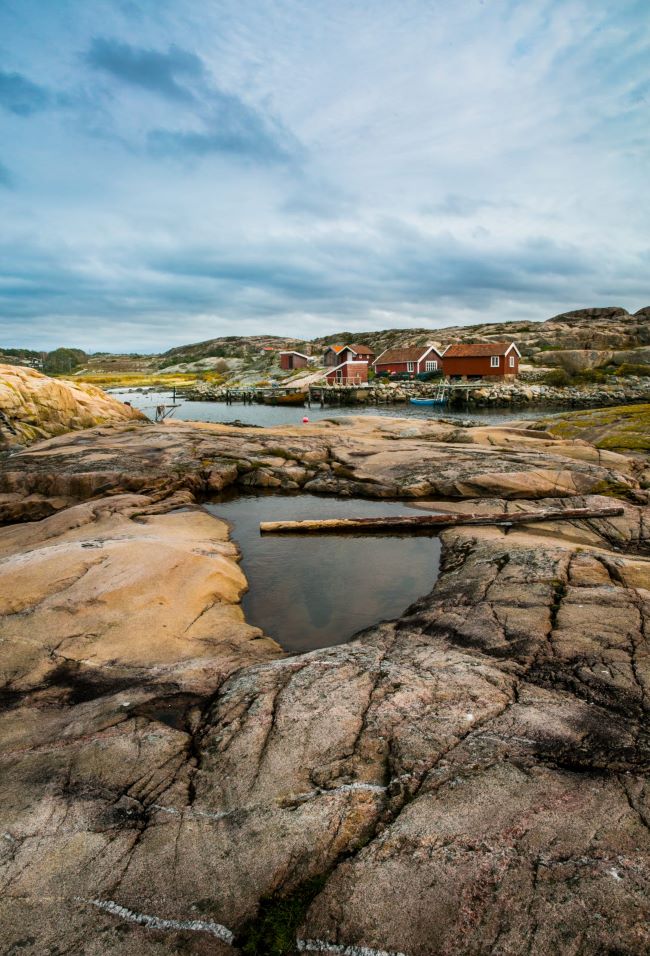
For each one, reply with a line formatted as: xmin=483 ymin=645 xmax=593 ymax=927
xmin=260 ymin=505 xmax=625 ymax=535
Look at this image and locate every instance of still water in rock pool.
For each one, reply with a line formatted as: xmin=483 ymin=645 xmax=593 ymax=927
xmin=205 ymin=495 xmax=441 ymax=654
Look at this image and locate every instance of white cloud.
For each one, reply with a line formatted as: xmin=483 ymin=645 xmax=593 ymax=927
xmin=0 ymin=0 xmax=648 ymax=350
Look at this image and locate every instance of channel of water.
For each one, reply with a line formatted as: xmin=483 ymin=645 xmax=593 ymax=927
xmin=109 ymin=388 xmax=554 ymax=427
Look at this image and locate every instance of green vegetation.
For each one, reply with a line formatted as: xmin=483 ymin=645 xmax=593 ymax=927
xmin=615 ymin=363 xmax=650 ymax=378
xmin=43 ymin=348 xmax=87 ymax=374
xmin=541 ymin=362 xmax=650 ymax=388
xmin=540 ymin=404 xmax=650 ymax=452
xmin=237 ymin=874 xmax=329 ymax=956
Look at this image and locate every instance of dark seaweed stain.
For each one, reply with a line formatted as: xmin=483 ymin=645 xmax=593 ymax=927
xmin=236 ymin=874 xmax=329 ymax=956
xmin=549 ymin=576 xmax=567 ymax=631
xmin=131 ymin=693 xmax=203 ymax=731
xmin=44 ymin=661 xmax=137 ymax=705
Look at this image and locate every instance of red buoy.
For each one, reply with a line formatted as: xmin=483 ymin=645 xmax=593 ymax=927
xmin=302 ymin=416 xmax=309 ymax=423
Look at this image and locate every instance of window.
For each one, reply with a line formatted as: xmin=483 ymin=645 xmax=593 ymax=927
xmin=490 ymin=355 xmax=500 ymax=367
xmin=509 ymin=355 xmax=515 ymax=367
xmin=407 ymin=361 xmax=415 ymax=372
xmin=425 ymin=360 xmax=438 ymax=371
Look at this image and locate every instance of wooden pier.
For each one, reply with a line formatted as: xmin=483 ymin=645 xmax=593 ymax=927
xmin=190 ymin=379 xmax=516 ymax=408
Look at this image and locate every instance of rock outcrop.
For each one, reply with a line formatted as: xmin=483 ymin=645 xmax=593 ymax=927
xmin=0 ymin=416 xmax=648 ymax=954
xmin=0 ymin=363 xmax=145 ymax=448
xmin=0 ymin=415 xmax=642 ymax=512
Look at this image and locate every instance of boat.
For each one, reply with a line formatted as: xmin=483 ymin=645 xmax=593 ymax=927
xmin=410 ymin=397 xmax=446 ymax=406
xmin=263 ymin=391 xmax=306 ymax=407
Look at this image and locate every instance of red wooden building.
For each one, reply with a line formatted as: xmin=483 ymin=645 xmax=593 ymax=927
xmin=324 ymin=360 xmax=369 ymax=385
xmin=441 ymin=342 xmax=520 ymax=380
xmin=373 ymin=345 xmax=442 ymax=377
xmin=279 ymin=350 xmax=310 ymax=371
xmin=340 ymin=343 xmax=375 ymax=365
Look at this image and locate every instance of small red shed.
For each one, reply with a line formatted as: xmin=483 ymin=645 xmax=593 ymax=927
xmin=280 ymin=350 xmax=310 ymax=371
xmin=373 ymin=345 xmax=442 ymax=377
xmin=324 ymin=360 xmax=368 ymax=385
xmin=441 ymin=342 xmax=520 ymax=380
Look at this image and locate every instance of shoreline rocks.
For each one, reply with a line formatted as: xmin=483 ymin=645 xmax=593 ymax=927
xmin=184 ymin=376 xmax=650 ymax=411
xmin=0 ymin=415 xmax=648 ymax=954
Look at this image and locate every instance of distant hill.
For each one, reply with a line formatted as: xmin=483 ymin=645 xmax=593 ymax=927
xmin=4 ymin=306 xmax=650 ymax=379
xmin=156 ymin=305 xmax=650 ymax=366
xmin=158 ymin=335 xmax=303 ymax=368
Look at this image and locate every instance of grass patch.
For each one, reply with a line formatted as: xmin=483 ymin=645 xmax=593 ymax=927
xmin=539 ymin=404 xmax=650 ymax=453
xmin=66 ymin=372 xmax=224 ymax=389
xmin=237 ymin=874 xmax=329 ymax=956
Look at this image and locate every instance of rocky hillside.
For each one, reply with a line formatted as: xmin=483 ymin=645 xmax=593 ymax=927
xmin=0 ymin=364 xmax=146 ymax=448
xmin=154 ymin=305 xmax=650 ymax=370
xmin=6 ymin=305 xmax=650 ymax=381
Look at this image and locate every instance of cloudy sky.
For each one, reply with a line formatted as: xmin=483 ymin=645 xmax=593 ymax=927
xmin=1 ymin=0 xmax=649 ymax=352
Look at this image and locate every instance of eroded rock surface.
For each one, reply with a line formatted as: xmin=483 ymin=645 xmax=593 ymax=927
xmin=0 ymin=363 xmax=145 ymax=448
xmin=0 ymin=417 xmax=648 ymax=954
xmin=0 ymin=414 xmax=642 ymax=512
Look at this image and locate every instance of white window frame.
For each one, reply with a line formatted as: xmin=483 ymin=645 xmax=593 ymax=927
xmin=425 ymin=360 xmax=438 ymax=372
xmin=490 ymin=355 xmax=500 ymax=368
xmin=407 ymin=361 xmax=415 ymax=372
xmin=509 ymin=355 xmax=515 ymax=367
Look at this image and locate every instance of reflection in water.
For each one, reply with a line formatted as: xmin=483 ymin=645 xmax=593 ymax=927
xmin=108 ymin=388 xmax=550 ymax=427
xmin=205 ymin=495 xmax=442 ymax=654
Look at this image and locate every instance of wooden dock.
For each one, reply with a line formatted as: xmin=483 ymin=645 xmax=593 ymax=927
xmin=190 ymin=379 xmax=514 ymax=408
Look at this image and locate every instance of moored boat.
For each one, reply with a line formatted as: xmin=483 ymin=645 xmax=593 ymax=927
xmin=263 ymin=391 xmax=306 ymax=406
xmin=409 ymin=397 xmax=446 ymax=406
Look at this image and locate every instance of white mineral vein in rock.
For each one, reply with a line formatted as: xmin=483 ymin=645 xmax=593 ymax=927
xmin=77 ymin=898 xmax=234 ymax=944
xmin=297 ymin=939 xmax=408 ymax=956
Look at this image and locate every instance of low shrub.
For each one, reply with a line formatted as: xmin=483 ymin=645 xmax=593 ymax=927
xmin=542 ymin=368 xmax=572 ymax=387
xmin=615 ymin=363 xmax=650 ymax=378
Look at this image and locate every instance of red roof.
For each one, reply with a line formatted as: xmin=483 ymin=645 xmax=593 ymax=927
xmin=443 ymin=342 xmax=516 ymax=358
xmin=346 ymin=343 xmax=375 ymax=355
xmin=374 ymin=346 xmax=439 ymax=365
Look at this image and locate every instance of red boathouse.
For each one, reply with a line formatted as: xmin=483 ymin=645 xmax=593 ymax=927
xmin=441 ymin=342 xmax=520 ymax=380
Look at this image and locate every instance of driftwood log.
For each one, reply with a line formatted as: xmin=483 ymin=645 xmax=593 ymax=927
xmin=260 ymin=506 xmax=625 ymax=535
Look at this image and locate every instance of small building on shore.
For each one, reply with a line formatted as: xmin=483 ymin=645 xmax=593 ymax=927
xmin=323 ymin=343 xmax=375 ymax=368
xmin=339 ymin=343 xmax=375 ymax=365
xmin=373 ymin=345 xmax=443 ymax=377
xmin=441 ymin=342 xmax=521 ymax=380
xmin=279 ymin=350 xmax=311 ymax=371
xmin=324 ymin=360 xmax=369 ymax=385
xmin=323 ymin=345 xmax=346 ymax=367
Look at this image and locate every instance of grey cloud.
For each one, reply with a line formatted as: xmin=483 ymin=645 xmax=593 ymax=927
xmin=0 ymin=71 xmax=50 ymax=116
xmin=85 ymin=38 xmax=203 ymax=102
xmin=85 ymin=38 xmax=298 ymax=162
xmin=148 ymin=105 xmax=295 ymax=163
